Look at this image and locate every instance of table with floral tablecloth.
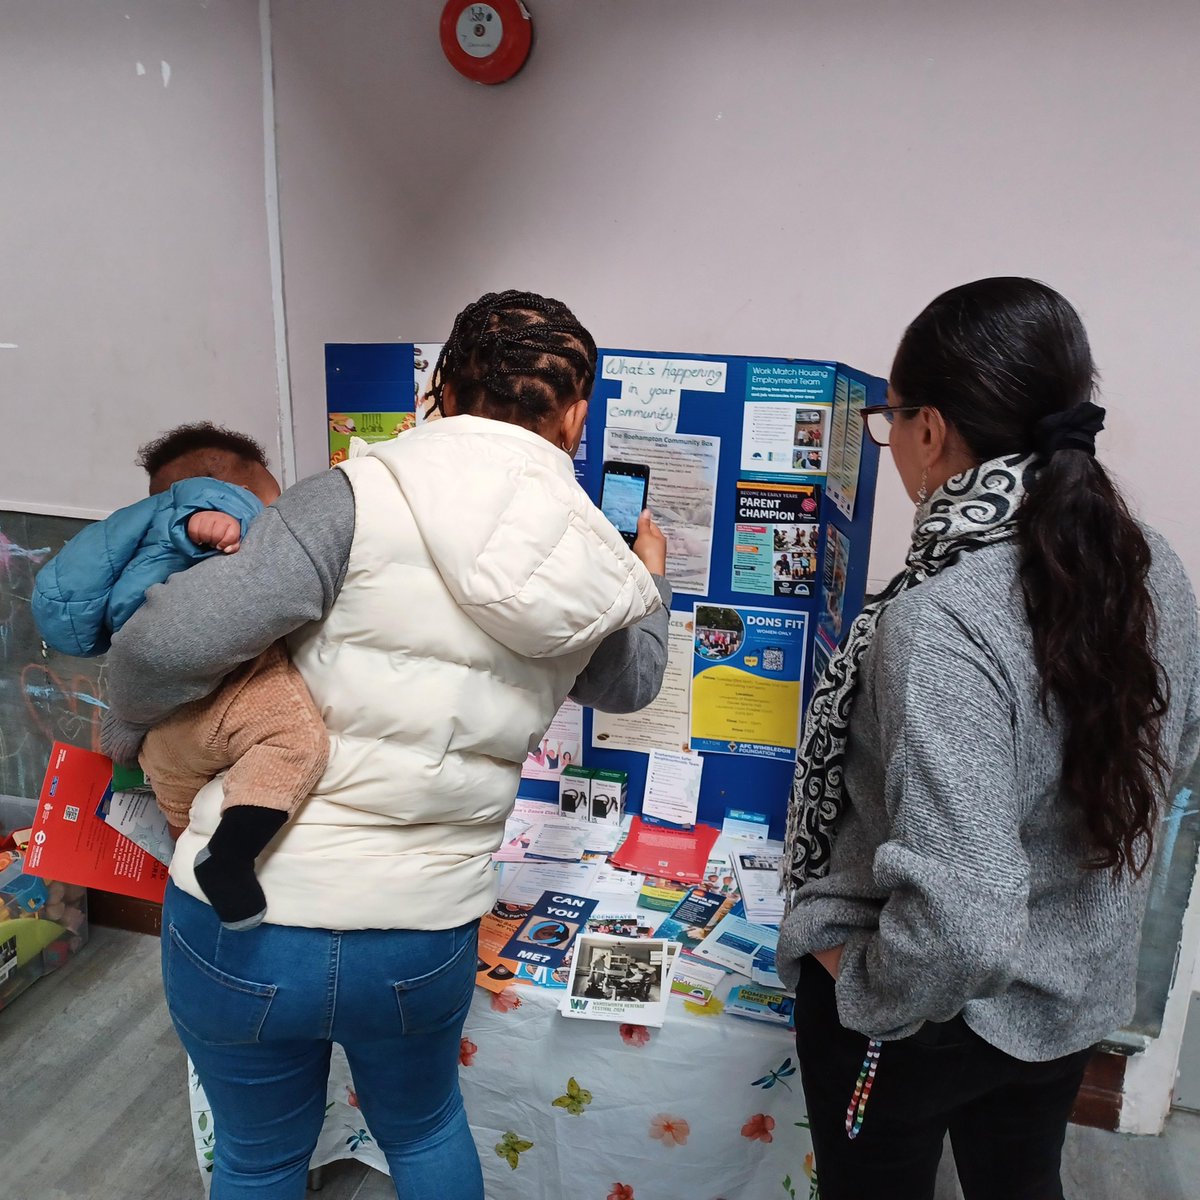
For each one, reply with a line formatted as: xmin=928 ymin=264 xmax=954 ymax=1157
xmin=189 ymin=978 xmax=818 ymax=1200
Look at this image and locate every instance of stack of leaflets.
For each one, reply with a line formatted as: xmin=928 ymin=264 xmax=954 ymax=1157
xmin=587 ymin=913 xmax=655 ymax=939
xmin=639 ymin=846 xmax=740 ymax=914
xmin=720 ymin=808 xmax=770 ymax=841
xmin=731 ymin=843 xmax=786 ymax=926
xmin=670 ymin=957 xmax=726 ymax=1005
xmin=590 ymin=864 xmax=646 ymax=914
xmin=638 ymin=873 xmax=690 ymax=913
xmin=559 ymin=934 xmax=681 ymax=1027
xmin=475 ymin=811 xmax=796 ymax=1028
xmin=690 ymin=913 xmax=779 ymax=976
xmin=494 ymin=798 xmax=593 ymax=863
xmin=653 ymin=885 xmax=736 ymax=953
xmin=726 ymin=984 xmax=796 ymax=1027
xmin=698 ymin=847 xmax=740 ymax=901
xmin=688 ymin=913 xmax=796 ymax=1025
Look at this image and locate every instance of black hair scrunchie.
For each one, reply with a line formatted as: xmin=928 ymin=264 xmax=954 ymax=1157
xmin=1033 ymin=400 xmax=1106 ymax=458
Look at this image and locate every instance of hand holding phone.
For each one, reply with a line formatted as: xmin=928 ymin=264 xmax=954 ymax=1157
xmin=632 ymin=510 xmax=667 ymax=576
xmin=599 ymin=461 xmax=650 ymax=546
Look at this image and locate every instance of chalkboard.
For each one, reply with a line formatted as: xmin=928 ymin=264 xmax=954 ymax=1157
xmin=0 ymin=511 xmax=108 ymax=799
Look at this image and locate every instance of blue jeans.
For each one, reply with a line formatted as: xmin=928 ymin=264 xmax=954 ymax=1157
xmin=162 ymin=882 xmax=483 ymax=1200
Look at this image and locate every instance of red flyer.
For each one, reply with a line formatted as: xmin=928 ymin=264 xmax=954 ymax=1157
xmin=609 ymin=816 xmax=720 ymax=883
xmin=22 ymin=743 xmax=169 ymax=903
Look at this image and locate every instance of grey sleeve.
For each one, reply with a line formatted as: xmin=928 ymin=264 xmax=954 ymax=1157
xmin=104 ymin=469 xmax=356 ymax=732
xmin=833 ymin=605 xmax=1031 ymax=1039
xmin=569 ymin=577 xmax=672 ymax=713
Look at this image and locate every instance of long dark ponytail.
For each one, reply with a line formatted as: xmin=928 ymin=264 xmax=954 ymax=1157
xmin=890 ymin=277 xmax=1170 ymax=876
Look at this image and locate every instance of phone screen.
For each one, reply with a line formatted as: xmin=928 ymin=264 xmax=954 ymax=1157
xmin=600 ymin=469 xmax=648 ymax=538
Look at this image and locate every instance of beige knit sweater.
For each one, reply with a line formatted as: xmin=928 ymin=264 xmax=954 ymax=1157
xmin=138 ymin=641 xmax=328 ymax=830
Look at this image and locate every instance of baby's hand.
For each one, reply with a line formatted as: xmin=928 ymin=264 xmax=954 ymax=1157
xmin=187 ymin=510 xmax=242 ymax=553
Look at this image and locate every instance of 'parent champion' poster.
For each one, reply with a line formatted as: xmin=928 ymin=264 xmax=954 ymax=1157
xmin=689 ymin=605 xmax=807 ymax=761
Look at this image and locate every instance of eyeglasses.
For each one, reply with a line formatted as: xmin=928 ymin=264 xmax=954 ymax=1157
xmin=859 ymin=403 xmax=924 ymax=447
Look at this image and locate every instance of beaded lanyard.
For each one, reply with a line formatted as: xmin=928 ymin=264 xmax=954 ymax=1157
xmin=845 ymin=1038 xmax=882 ymax=1139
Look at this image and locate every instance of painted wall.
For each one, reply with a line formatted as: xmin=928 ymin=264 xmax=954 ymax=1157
xmin=269 ymin=0 xmax=1200 ymax=592
xmin=0 ymin=0 xmax=280 ymax=517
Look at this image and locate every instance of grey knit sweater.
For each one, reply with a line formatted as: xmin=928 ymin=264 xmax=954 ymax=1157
xmin=777 ymin=529 xmax=1200 ymax=1062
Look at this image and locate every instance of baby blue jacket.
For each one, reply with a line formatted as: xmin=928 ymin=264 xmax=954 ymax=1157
xmin=32 ymin=478 xmax=264 ymax=657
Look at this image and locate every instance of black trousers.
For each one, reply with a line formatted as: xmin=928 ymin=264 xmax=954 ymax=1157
xmin=794 ymin=956 xmax=1093 ymax=1200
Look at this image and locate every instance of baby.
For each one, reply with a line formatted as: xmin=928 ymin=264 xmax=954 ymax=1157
xmin=33 ymin=423 xmax=328 ymax=930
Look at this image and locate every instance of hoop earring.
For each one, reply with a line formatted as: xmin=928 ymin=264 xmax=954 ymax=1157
xmin=917 ymin=469 xmax=928 ymax=505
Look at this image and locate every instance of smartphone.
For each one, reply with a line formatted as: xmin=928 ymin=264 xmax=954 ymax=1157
xmin=599 ymin=460 xmax=650 ymax=546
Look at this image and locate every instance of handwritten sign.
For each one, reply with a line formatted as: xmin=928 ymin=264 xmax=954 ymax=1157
xmin=603 ymin=356 xmax=727 ymax=392
xmin=602 ymin=355 xmax=728 ymax=433
xmin=607 ymin=381 xmax=680 ymax=432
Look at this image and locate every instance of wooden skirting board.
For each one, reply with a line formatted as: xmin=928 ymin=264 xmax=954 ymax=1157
xmin=87 ymin=890 xmax=162 ymax=937
xmin=1071 ymin=1050 xmax=1127 ymax=1131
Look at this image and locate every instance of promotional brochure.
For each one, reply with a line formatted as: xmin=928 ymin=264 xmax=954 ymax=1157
xmin=560 ymin=934 xmax=680 ymax=1026
xmin=609 ymin=817 xmax=720 ymax=882
xmin=731 ymin=844 xmax=786 ymax=926
xmin=24 ymin=744 xmax=169 ymax=904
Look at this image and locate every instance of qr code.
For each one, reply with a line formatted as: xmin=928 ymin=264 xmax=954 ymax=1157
xmin=64 ymin=805 xmax=80 ymax=823
xmin=762 ymin=647 xmax=784 ymax=672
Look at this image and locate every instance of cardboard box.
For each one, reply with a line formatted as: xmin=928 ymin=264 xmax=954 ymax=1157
xmin=589 ymin=769 xmax=627 ymax=826
xmin=0 ymin=795 xmax=89 ymax=1012
xmin=558 ymin=765 xmax=592 ymax=822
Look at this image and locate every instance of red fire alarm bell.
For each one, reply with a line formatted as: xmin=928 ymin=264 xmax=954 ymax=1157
xmin=440 ymin=1 xmax=533 ymax=85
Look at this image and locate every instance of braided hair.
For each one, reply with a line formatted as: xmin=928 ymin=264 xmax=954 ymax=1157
xmin=430 ymin=290 xmax=597 ymax=432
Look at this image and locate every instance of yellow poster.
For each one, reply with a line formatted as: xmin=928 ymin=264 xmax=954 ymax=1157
xmin=689 ymin=604 xmax=806 ymax=761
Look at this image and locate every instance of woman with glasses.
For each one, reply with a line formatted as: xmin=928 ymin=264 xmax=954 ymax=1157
xmin=777 ymin=277 xmax=1200 ymax=1200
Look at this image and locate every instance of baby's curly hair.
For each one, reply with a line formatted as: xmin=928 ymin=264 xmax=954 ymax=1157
xmin=136 ymin=422 xmax=269 ymax=484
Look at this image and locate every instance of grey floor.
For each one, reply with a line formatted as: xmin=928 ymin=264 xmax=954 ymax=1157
xmin=2 ymin=927 xmax=1198 ymax=1200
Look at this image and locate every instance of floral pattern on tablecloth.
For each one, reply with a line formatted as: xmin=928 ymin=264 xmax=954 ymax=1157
xmin=741 ymin=1113 xmax=775 ymax=1143
xmin=648 ymin=1112 xmax=691 ymax=1146
xmin=188 ymin=981 xmax=813 ymax=1198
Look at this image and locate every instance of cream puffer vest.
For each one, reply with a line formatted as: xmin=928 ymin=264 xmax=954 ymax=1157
xmin=169 ymin=415 xmax=662 ymax=929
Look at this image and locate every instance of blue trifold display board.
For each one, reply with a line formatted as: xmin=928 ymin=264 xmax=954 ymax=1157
xmin=326 ymin=343 xmax=884 ymax=838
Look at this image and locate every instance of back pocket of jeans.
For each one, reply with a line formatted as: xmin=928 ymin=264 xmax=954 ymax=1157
xmin=165 ymin=923 xmax=277 ymax=1046
xmin=392 ymin=929 xmax=477 ymax=1036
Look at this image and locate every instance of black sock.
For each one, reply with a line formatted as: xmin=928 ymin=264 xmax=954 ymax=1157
xmin=193 ymin=806 xmax=288 ymax=930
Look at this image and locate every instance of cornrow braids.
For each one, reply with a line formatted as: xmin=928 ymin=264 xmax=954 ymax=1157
xmin=430 ymin=290 xmax=598 ymax=432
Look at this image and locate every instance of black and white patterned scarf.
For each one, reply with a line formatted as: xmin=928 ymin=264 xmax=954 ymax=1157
xmin=782 ymin=452 xmax=1039 ymax=907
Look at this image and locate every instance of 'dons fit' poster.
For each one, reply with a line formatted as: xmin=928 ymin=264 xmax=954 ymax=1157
xmin=689 ymin=604 xmax=806 ymax=761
